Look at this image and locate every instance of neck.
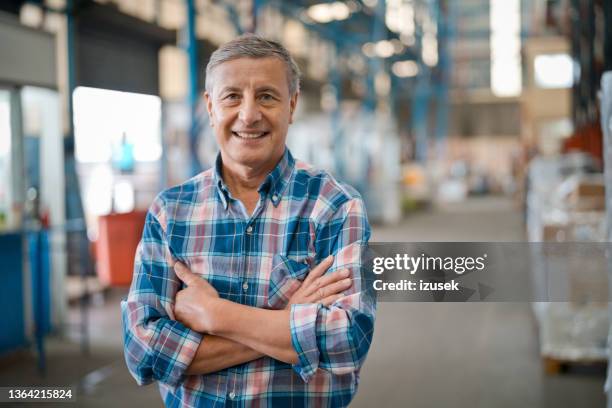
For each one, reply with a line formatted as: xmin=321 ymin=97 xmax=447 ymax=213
xmin=222 ymin=166 xmax=265 ymax=196
xmin=221 ymin=155 xmax=281 ymax=197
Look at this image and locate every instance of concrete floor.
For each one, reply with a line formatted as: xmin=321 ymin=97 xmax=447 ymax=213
xmin=0 ymin=196 xmax=606 ymax=407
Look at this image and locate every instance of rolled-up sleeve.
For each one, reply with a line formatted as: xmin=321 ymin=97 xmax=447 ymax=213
xmin=121 ymin=197 xmax=202 ymax=387
xmin=290 ymin=197 xmax=375 ymax=382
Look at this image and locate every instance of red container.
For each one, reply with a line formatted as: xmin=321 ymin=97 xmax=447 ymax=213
xmin=96 ymin=211 xmax=147 ymax=286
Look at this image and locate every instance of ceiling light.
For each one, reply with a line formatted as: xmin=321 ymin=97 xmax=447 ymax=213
xmin=392 ymin=60 xmax=419 ymax=77
xmin=362 ymin=42 xmax=376 ymax=58
xmin=307 ymin=4 xmax=334 ymax=23
xmin=330 ymin=2 xmax=350 ymax=20
xmin=307 ymin=2 xmax=351 ymax=24
xmin=374 ymin=40 xmax=395 ymax=58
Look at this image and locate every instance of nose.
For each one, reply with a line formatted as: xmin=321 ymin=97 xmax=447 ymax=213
xmin=238 ymin=97 xmax=262 ymax=125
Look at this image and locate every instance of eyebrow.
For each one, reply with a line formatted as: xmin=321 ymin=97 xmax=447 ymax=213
xmin=255 ymin=86 xmax=281 ymax=95
xmin=218 ymin=86 xmax=282 ymax=95
xmin=219 ymin=86 xmax=241 ymax=95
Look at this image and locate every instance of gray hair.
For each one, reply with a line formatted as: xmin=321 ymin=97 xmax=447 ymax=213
xmin=205 ymin=34 xmax=301 ymax=96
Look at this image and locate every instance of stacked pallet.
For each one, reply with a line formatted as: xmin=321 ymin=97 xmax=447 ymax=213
xmin=527 ymin=156 xmax=608 ymax=374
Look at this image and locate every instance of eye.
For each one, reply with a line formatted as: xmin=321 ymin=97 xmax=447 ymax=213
xmin=223 ymin=93 xmax=241 ymax=101
xmin=259 ymin=93 xmax=275 ymax=102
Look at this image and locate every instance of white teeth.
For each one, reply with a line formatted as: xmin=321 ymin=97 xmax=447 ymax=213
xmin=234 ymin=131 xmax=266 ymax=139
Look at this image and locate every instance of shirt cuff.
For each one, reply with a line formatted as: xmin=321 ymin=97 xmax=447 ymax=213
xmin=152 ymin=320 xmax=203 ymax=386
xmin=289 ymin=303 xmax=321 ymax=382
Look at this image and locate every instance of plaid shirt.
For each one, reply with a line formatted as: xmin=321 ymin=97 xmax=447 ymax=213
xmin=122 ymin=149 xmax=375 ymax=407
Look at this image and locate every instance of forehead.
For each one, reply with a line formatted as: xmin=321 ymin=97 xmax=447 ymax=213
xmin=210 ymin=57 xmax=289 ymax=94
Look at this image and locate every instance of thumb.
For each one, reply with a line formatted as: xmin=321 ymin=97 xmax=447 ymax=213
xmin=174 ymin=262 xmax=199 ymax=286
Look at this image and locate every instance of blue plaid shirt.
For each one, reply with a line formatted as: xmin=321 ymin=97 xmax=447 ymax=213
xmin=122 ymin=149 xmax=375 ymax=407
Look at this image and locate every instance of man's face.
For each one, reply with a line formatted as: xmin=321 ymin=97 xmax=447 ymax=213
xmin=205 ymin=57 xmax=298 ymax=172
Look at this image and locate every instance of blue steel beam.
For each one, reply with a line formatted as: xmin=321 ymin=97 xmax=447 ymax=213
xmin=363 ymin=0 xmax=386 ymax=113
xmin=252 ymin=0 xmax=262 ymax=32
xmin=220 ymin=1 xmax=245 ymax=35
xmin=330 ymin=52 xmax=345 ymax=180
xmin=186 ymin=0 xmax=201 ymax=177
xmin=434 ymin=0 xmax=454 ymax=152
xmin=64 ymin=0 xmax=94 ymax=358
xmin=411 ymin=1 xmax=431 ymax=163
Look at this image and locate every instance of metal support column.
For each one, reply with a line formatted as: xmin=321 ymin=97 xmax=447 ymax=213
xmin=434 ymin=0 xmax=454 ymax=158
xmin=64 ymin=0 xmax=92 ymax=357
xmin=186 ymin=0 xmax=201 ymax=177
xmin=330 ymin=50 xmax=344 ymax=180
xmin=604 ymin=0 xmax=612 ymax=72
xmin=412 ymin=1 xmax=431 ymax=163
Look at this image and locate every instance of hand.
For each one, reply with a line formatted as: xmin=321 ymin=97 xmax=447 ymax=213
xmin=174 ymin=262 xmax=221 ymax=333
xmin=286 ymin=255 xmax=352 ymax=308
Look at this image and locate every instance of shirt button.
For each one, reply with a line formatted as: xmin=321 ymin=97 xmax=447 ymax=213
xmin=242 ymin=282 xmax=249 ymax=291
xmin=246 ymin=225 xmax=253 ymax=234
xmin=272 ymin=194 xmax=278 ymax=201
xmin=228 ymin=391 xmax=236 ymax=400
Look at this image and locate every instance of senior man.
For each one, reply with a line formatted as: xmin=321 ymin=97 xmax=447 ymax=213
xmin=122 ymin=34 xmax=375 ymax=407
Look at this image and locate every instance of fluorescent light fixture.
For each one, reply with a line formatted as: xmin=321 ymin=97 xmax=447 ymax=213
xmin=386 ymin=0 xmax=403 ymax=32
xmin=375 ymin=40 xmax=395 ymax=58
xmin=362 ymin=42 xmax=376 ymax=58
xmin=20 ymin=3 xmax=43 ymax=27
xmin=307 ymin=2 xmax=351 ymax=23
xmin=330 ymin=2 xmax=350 ymax=20
xmin=307 ymin=4 xmax=334 ymax=23
xmin=392 ymin=60 xmax=419 ymax=77
xmin=386 ymin=0 xmax=415 ymax=37
xmin=363 ymin=39 xmax=405 ymax=59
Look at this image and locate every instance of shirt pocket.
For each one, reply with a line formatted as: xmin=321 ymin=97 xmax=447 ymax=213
xmin=267 ymin=254 xmax=310 ymax=309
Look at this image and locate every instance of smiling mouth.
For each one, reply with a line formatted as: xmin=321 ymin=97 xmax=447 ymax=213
xmin=232 ymin=131 xmax=270 ymax=139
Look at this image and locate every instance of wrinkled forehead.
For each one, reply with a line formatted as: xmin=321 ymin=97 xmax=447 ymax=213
xmin=208 ymin=57 xmax=291 ymax=96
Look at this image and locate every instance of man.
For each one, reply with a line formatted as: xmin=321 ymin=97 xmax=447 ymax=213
xmin=122 ymin=34 xmax=375 ymax=407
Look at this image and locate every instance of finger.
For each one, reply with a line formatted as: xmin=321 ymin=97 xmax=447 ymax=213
xmin=303 ymin=255 xmax=334 ymax=285
xmin=321 ymin=277 xmax=352 ymax=298
xmin=174 ymin=262 xmax=199 ymax=286
xmin=303 ymin=269 xmax=349 ymax=297
xmin=316 ymin=268 xmax=350 ymax=289
xmin=316 ymin=287 xmax=326 ymax=300
xmin=309 ymin=277 xmax=351 ymax=300
xmin=320 ymin=293 xmax=344 ymax=307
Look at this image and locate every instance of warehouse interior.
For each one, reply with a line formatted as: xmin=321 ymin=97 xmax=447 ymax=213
xmin=0 ymin=0 xmax=611 ymax=406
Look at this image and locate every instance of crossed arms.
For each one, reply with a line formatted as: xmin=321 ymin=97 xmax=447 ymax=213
xmin=122 ymin=195 xmax=374 ymax=386
xmin=174 ymin=256 xmax=351 ymax=374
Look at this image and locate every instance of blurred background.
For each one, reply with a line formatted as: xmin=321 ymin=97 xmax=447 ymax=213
xmin=0 ymin=0 xmax=611 ymax=406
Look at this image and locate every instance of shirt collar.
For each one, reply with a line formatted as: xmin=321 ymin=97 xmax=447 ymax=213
xmin=214 ymin=154 xmax=231 ymax=209
xmin=259 ymin=149 xmax=294 ymax=206
xmin=214 ymin=149 xmax=295 ymax=209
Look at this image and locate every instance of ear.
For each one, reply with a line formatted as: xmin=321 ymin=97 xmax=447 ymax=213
xmin=288 ymin=92 xmax=299 ymax=124
xmin=204 ymin=91 xmax=214 ymax=127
